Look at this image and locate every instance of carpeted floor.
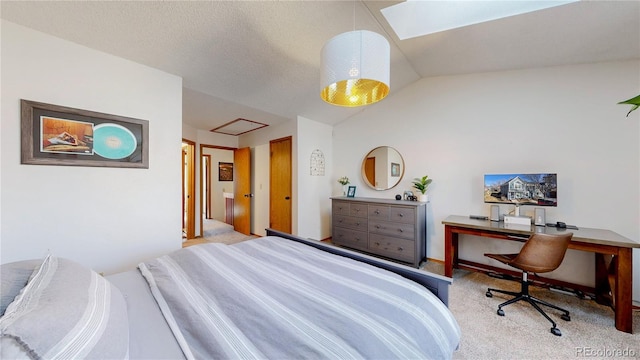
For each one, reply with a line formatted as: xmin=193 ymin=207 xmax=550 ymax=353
xmin=184 ymin=219 xmax=257 ymax=247
xmin=423 ymin=262 xmax=639 ymax=359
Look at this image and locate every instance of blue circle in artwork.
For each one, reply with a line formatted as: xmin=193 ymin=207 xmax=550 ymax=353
xmin=93 ymin=123 xmax=137 ymax=159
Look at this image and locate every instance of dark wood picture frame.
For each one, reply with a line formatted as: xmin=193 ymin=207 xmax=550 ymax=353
xmin=219 ymin=162 xmax=233 ymax=181
xmin=21 ymin=99 xmax=149 ymax=168
xmin=391 ymin=162 xmax=400 ymax=177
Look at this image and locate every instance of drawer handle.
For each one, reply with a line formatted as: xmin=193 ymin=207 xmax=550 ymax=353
xmin=375 ymin=242 xmax=380 ymax=246
xmin=398 ymin=213 xmax=404 ymax=217
xmin=398 ymin=229 xmax=404 ymax=233
xmin=375 ymin=225 xmax=380 ymax=229
xmin=355 ymin=208 xmax=360 ymax=212
xmin=397 ymin=247 xmax=403 ymax=251
xmin=375 ymin=210 xmax=380 ymax=214
xmin=356 ymin=222 xmax=360 ymax=226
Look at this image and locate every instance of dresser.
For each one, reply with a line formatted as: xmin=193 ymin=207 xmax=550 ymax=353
xmin=331 ymin=197 xmax=427 ymax=267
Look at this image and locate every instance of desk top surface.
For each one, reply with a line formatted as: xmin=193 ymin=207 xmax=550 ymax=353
xmin=442 ymin=215 xmax=639 ymax=249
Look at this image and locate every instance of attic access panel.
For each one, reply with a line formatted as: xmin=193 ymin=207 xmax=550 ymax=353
xmin=210 ymin=118 xmax=268 ymax=136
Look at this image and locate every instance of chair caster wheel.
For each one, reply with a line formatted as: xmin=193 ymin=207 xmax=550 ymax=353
xmin=486 ymin=291 xmax=493 ymax=297
xmin=551 ymin=327 xmax=562 ymax=336
xmin=497 ymin=309 xmax=504 ymax=316
xmin=561 ymin=314 xmax=571 ymax=321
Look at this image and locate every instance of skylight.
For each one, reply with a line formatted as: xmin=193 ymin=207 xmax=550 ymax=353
xmin=381 ymin=0 xmax=579 ymax=40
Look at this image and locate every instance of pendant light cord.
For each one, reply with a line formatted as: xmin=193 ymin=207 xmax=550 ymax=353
xmin=353 ymin=0 xmax=356 ymax=31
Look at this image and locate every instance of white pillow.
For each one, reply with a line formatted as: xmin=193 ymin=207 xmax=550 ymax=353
xmin=0 ymin=255 xmax=129 ymax=359
xmin=0 ymin=260 xmax=42 ymax=316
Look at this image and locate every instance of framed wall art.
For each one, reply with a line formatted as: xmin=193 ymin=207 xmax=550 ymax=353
xmin=219 ymin=162 xmax=233 ymax=181
xmin=21 ymin=99 xmax=149 ymax=168
xmin=391 ymin=162 xmax=400 ymax=177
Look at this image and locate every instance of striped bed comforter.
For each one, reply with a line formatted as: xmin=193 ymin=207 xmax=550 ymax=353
xmin=139 ymin=236 xmax=460 ymax=360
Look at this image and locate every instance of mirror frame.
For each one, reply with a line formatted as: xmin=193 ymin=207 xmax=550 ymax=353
xmin=361 ymin=146 xmax=405 ymax=191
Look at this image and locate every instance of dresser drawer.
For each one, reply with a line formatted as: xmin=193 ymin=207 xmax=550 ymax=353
xmin=368 ymin=205 xmax=390 ymax=220
xmin=390 ymin=207 xmax=415 ymax=224
xmin=349 ymin=203 xmax=368 ymax=218
xmin=332 ymin=201 xmax=350 ymax=216
xmin=334 ymin=215 xmax=368 ymax=231
xmin=332 ymin=227 xmax=368 ymax=252
xmin=368 ymin=220 xmax=415 ymax=240
xmin=369 ymin=234 xmax=415 ymax=262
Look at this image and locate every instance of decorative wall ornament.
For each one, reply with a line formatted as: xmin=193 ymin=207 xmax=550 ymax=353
xmin=310 ymin=149 xmax=325 ymax=176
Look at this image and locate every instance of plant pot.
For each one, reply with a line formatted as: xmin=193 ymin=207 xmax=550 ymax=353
xmin=418 ymin=194 xmax=428 ymax=202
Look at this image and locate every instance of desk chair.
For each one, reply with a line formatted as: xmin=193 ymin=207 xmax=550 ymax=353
xmin=485 ymin=232 xmax=573 ymax=336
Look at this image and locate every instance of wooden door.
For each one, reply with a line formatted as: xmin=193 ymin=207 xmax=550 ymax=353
xmin=233 ymin=147 xmax=252 ymax=235
xmin=365 ymin=157 xmax=376 ymax=187
xmin=182 ymin=140 xmax=196 ymax=239
xmin=270 ymin=136 xmax=292 ymax=233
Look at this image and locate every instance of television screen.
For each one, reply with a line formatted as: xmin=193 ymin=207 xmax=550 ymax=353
xmin=484 ymin=173 xmax=557 ymax=207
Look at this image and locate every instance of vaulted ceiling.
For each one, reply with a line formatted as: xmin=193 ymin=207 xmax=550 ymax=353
xmin=2 ymin=1 xmax=639 ymax=133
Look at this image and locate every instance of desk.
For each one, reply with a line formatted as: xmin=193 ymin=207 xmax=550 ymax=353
xmin=442 ymin=215 xmax=639 ymax=334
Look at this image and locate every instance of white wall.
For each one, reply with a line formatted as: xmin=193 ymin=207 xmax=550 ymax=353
xmin=333 ymin=60 xmax=640 ymax=301
xmin=251 ymin=143 xmax=270 ymax=236
xmin=296 ymin=116 xmax=333 ymax=240
xmin=1 ymin=21 xmax=183 ymax=274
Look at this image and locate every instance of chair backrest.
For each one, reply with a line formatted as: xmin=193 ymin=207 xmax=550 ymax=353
xmin=511 ymin=232 xmax=573 ymax=273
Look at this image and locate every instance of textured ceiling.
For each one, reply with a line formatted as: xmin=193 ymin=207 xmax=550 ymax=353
xmin=2 ymin=1 xmax=639 ymax=133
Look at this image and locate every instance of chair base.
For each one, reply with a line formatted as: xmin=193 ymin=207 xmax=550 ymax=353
xmin=486 ymin=276 xmax=571 ymax=336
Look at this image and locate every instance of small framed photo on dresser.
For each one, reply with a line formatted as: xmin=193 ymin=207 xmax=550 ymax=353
xmin=347 ymin=186 xmax=356 ymax=197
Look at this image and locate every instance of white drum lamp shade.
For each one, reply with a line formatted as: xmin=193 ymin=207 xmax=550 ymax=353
xmin=320 ymin=30 xmax=390 ymax=107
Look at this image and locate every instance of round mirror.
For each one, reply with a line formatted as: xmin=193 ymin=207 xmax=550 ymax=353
xmin=361 ymin=146 xmax=405 ymax=190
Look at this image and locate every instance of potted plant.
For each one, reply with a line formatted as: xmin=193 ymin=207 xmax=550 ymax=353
xmin=618 ymin=94 xmax=640 ymax=117
xmin=338 ymin=176 xmax=350 ymax=196
xmin=412 ymin=175 xmax=432 ymax=202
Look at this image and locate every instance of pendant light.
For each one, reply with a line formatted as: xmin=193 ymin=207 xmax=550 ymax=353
xmin=320 ymin=29 xmax=390 ymax=107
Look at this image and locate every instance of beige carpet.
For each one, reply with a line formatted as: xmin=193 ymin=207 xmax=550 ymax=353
xmin=184 ymin=219 xmax=257 ymax=247
xmin=433 ymin=265 xmax=640 ymax=359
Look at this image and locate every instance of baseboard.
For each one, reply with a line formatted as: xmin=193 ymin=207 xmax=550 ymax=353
xmin=426 ymin=257 xmax=444 ymax=264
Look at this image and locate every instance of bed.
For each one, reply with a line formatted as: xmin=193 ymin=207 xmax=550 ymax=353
xmin=0 ymin=229 xmax=460 ymax=359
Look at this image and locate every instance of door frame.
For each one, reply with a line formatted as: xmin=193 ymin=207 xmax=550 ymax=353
xmin=182 ymin=139 xmax=196 ymax=239
xmin=199 ymin=144 xmax=241 ymax=236
xmin=202 ymin=154 xmax=212 ymax=219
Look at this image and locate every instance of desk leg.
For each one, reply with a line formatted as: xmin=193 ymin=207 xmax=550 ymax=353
xmin=594 ymin=253 xmax=613 ymax=306
xmin=444 ymin=226 xmax=458 ymax=278
xmin=614 ymin=248 xmax=633 ymax=334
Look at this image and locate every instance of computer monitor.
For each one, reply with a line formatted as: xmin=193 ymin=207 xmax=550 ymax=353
xmin=484 ymin=173 xmax=557 ymax=207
